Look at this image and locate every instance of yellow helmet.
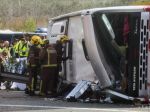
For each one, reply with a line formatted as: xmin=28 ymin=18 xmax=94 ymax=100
xmin=60 ymin=35 xmax=69 ymax=43
xmin=43 ymin=39 xmax=49 ymax=45
xmin=30 ymin=35 xmax=41 ymax=45
xmin=39 ymin=37 xmax=43 ymax=45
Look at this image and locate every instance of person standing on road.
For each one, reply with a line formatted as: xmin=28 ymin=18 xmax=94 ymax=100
xmin=19 ymin=38 xmax=29 ymax=58
xmin=27 ymin=35 xmax=41 ymax=95
xmin=39 ymin=39 xmax=58 ymax=96
xmin=54 ymin=35 xmax=73 ymax=94
xmin=55 ymin=35 xmax=70 ymax=72
xmin=3 ymin=41 xmax=11 ymax=58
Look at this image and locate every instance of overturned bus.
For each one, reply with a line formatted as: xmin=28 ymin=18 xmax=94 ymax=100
xmin=48 ymin=6 xmax=150 ymax=100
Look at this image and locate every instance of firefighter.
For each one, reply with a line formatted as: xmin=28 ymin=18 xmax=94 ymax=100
xmin=55 ymin=35 xmax=70 ymax=74
xmin=27 ymin=35 xmax=41 ymax=95
xmin=39 ymin=39 xmax=58 ymax=96
xmin=54 ymin=35 xmax=73 ymax=94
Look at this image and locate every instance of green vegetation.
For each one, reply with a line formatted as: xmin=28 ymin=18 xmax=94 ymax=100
xmin=0 ymin=0 xmax=149 ymax=31
xmin=23 ymin=18 xmax=36 ymax=32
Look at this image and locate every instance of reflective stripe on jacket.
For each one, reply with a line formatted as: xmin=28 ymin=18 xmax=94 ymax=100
xmin=19 ymin=43 xmax=29 ymax=57
xmin=27 ymin=45 xmax=41 ymax=66
xmin=39 ymin=45 xmax=57 ymax=67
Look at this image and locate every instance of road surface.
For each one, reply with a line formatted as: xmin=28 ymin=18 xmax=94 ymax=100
xmin=0 ymin=90 xmax=149 ymax=112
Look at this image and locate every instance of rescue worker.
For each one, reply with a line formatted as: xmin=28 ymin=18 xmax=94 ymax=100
xmin=0 ymin=41 xmax=4 ymax=53
xmin=14 ymin=38 xmax=22 ymax=58
xmin=39 ymin=39 xmax=58 ymax=96
xmin=3 ymin=41 xmax=11 ymax=58
xmin=0 ymin=41 xmax=4 ymax=60
xmin=14 ymin=37 xmax=29 ymax=58
xmin=1 ymin=41 xmax=11 ymax=89
xmin=11 ymin=39 xmax=19 ymax=58
xmin=27 ymin=35 xmax=41 ymax=95
xmin=55 ymin=35 xmax=70 ymax=74
xmin=19 ymin=38 xmax=29 ymax=57
xmin=23 ymin=33 xmax=31 ymax=46
xmin=0 ymin=41 xmax=4 ymax=72
xmin=54 ymin=35 xmax=73 ymax=94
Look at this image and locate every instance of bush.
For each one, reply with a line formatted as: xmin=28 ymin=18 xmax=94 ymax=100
xmin=23 ymin=17 xmax=36 ymax=32
xmin=130 ymin=0 xmax=150 ymax=5
xmin=0 ymin=0 xmax=144 ymax=31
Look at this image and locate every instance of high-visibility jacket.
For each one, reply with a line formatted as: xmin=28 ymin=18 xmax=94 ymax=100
xmin=0 ymin=47 xmax=4 ymax=53
xmin=39 ymin=45 xmax=57 ymax=68
xmin=13 ymin=43 xmax=18 ymax=53
xmin=11 ymin=42 xmax=18 ymax=58
xmin=15 ymin=40 xmax=29 ymax=57
xmin=14 ymin=41 xmax=21 ymax=54
xmin=19 ymin=43 xmax=29 ymax=57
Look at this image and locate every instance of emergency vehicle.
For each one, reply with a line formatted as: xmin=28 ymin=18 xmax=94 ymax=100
xmin=48 ymin=6 xmax=150 ymax=100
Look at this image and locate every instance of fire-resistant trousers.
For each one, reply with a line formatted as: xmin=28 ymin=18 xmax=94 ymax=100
xmin=40 ymin=66 xmax=58 ymax=96
xmin=28 ymin=66 xmax=39 ymax=93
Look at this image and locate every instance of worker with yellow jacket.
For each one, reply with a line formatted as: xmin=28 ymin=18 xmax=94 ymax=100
xmin=27 ymin=35 xmax=41 ymax=95
xmin=19 ymin=38 xmax=29 ymax=57
xmin=39 ymin=39 xmax=58 ymax=96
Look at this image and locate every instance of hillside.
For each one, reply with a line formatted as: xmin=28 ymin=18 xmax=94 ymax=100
xmin=0 ymin=0 xmax=149 ymax=31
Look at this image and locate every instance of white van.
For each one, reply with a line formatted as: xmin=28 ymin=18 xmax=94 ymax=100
xmin=48 ymin=6 xmax=150 ymax=99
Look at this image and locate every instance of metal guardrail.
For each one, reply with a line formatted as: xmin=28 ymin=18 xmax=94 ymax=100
xmin=0 ymin=72 xmax=29 ymax=83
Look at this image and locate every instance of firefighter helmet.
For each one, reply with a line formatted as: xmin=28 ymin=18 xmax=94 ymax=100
xmin=43 ymin=39 xmax=49 ymax=45
xmin=60 ymin=35 xmax=69 ymax=43
xmin=30 ymin=35 xmax=40 ymax=45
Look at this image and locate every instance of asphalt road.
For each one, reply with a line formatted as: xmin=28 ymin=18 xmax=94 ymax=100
xmin=0 ymin=90 xmax=149 ymax=112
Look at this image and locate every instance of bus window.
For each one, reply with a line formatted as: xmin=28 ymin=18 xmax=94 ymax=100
xmin=92 ymin=12 xmax=141 ymax=87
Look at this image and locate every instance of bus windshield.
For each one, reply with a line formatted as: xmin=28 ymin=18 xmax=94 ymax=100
xmin=92 ymin=11 xmax=141 ymax=83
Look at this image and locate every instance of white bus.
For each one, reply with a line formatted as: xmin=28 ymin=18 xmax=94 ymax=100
xmin=48 ymin=6 xmax=150 ymax=99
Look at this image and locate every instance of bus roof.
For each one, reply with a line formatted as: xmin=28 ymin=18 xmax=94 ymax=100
xmin=50 ymin=5 xmax=150 ymax=21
